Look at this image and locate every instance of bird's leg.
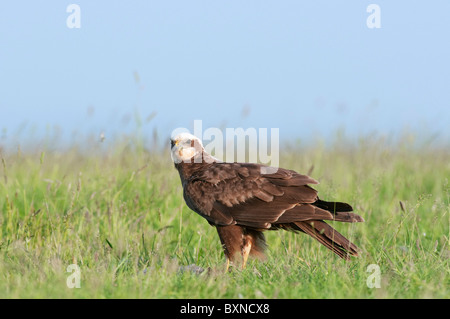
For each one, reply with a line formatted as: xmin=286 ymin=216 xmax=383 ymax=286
xmin=241 ymin=239 xmax=252 ymax=269
xmin=225 ymin=257 xmax=231 ymax=273
xmin=216 ymin=225 xmax=243 ymax=272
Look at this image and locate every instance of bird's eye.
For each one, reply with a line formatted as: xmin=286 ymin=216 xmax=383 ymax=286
xmin=170 ymin=140 xmax=176 ymax=148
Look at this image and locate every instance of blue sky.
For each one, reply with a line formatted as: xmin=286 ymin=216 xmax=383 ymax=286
xmin=1 ymin=1 xmax=449 ymax=147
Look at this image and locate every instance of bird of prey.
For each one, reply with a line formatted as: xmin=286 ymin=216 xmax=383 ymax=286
xmin=170 ymin=133 xmax=364 ymax=270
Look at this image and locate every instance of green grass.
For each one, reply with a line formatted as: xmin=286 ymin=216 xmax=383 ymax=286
xmin=0 ymin=136 xmax=448 ymax=298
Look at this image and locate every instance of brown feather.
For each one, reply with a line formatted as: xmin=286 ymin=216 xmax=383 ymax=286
xmin=290 ymin=221 xmax=359 ymax=260
xmin=276 ymin=205 xmax=333 ymax=223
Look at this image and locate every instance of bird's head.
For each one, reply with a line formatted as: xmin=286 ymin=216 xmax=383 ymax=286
xmin=170 ymin=133 xmax=205 ymax=164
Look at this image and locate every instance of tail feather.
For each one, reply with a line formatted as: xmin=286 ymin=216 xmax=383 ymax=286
xmin=313 ymin=199 xmax=353 ymax=212
xmin=313 ymin=199 xmax=364 ymax=223
xmin=332 ymin=211 xmax=365 ymax=223
xmin=292 ymin=220 xmax=359 ymax=260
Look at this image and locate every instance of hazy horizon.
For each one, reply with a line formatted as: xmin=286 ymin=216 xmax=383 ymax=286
xmin=1 ymin=1 xmax=449 ymax=149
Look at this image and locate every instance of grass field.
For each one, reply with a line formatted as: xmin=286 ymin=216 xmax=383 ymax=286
xmin=0 ymin=134 xmax=448 ymax=299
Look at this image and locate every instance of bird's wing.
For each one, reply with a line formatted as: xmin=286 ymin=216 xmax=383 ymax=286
xmin=183 ymin=162 xmax=336 ymax=228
